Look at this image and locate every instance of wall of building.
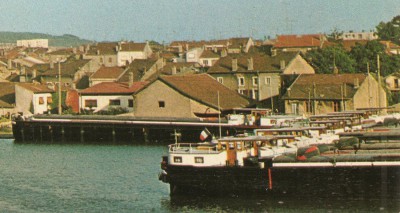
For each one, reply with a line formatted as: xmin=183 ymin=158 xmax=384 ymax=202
xmin=134 ymin=81 xmax=206 ymax=118
xmin=79 ymin=94 xmax=133 ymax=112
xmin=15 ymin=85 xmax=34 ymax=114
xmin=283 ymin=55 xmax=315 ymax=75
xmin=353 ymin=75 xmax=387 ymax=110
xmin=83 ymin=55 xmax=118 ymax=67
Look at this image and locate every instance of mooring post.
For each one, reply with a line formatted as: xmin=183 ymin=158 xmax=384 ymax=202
xmin=49 ymin=126 xmax=53 ymax=143
xmin=80 ymin=127 xmax=85 ymax=143
xmin=143 ymin=128 xmax=149 ymax=143
xmin=31 ymin=126 xmax=35 ymax=142
xmin=20 ymin=127 xmax=25 ymax=143
xmin=61 ymin=126 xmax=65 ymax=143
xmin=112 ymin=127 xmax=116 ymax=144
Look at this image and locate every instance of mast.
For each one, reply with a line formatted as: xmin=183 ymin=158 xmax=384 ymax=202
xmin=58 ymin=61 xmax=62 ymax=115
xmin=218 ymin=91 xmax=222 ymax=138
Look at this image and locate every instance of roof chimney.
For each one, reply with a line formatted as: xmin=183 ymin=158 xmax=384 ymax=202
xmin=128 ymin=72 xmax=133 ymax=87
xmin=232 ymin=58 xmax=238 ymax=71
xmin=333 ymin=65 xmax=339 ymax=74
xmin=280 ymin=60 xmax=286 ymax=70
xmin=7 ymin=59 xmax=12 ymax=69
xmin=247 ymin=57 xmax=253 ymax=71
xmin=32 ymin=69 xmax=37 ymax=78
xmin=221 ymin=49 xmax=227 ymax=57
xmin=172 ymin=66 xmax=177 ymax=75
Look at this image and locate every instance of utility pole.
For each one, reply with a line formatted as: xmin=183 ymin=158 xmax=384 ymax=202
xmin=58 ymin=61 xmax=62 ymax=115
xmin=377 ymin=55 xmax=381 ymax=114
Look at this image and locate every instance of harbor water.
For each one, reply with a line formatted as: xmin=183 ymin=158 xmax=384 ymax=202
xmin=0 ymin=139 xmax=399 ymax=212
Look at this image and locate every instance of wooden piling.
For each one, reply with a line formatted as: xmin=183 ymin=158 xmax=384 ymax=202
xmin=80 ymin=127 xmax=85 ymax=143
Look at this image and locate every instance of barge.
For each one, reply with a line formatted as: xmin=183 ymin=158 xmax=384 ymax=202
xmin=159 ymin=131 xmax=400 ymax=195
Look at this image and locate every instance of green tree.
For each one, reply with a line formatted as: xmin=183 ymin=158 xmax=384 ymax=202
xmin=376 ymin=15 xmax=400 ymax=44
xmin=306 ymin=45 xmax=356 ymax=74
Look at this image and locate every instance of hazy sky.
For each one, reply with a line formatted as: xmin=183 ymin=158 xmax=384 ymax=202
xmin=0 ymin=0 xmax=399 ymax=42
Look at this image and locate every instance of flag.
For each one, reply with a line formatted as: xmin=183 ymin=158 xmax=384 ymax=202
xmin=200 ymin=128 xmax=211 ymax=141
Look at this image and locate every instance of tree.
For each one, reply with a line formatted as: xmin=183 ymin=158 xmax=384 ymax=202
xmin=306 ymin=45 xmax=356 ymax=74
xmin=376 ymin=15 xmax=400 ymax=44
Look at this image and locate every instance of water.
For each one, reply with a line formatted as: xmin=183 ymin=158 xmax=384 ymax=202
xmin=0 ymin=139 xmax=399 ymax=212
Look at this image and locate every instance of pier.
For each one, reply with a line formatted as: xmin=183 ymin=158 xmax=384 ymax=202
xmin=12 ymin=114 xmax=262 ymax=143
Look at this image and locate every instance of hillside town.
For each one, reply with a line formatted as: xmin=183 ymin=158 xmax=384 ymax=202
xmin=1 ymin=17 xmax=400 ymax=127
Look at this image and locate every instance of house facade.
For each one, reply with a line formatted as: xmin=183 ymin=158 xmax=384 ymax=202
xmin=79 ymin=81 xmax=147 ymax=113
xmin=133 ymin=74 xmax=250 ymax=118
xmin=117 ymin=42 xmax=153 ymax=66
xmin=207 ymin=51 xmax=314 ymax=101
xmin=282 ymin=74 xmax=387 ymax=115
xmin=15 ymin=83 xmax=54 ymax=115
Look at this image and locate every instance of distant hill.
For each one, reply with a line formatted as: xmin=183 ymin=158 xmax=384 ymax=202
xmin=0 ymin=32 xmax=93 ymax=47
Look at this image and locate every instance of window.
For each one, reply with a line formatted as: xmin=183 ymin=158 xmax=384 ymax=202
xmin=85 ymin=99 xmax=97 ymax=108
xmin=238 ymin=89 xmax=244 ymax=95
xmin=217 ymin=77 xmax=223 ymax=84
xmin=252 ymin=76 xmax=258 ymax=86
xmin=203 ymin=60 xmax=208 ymax=66
xmin=47 ymin=97 xmax=53 ymax=104
xmin=251 ymin=89 xmax=258 ymax=100
xmin=265 ymin=77 xmax=271 ymax=85
xmin=38 ymin=97 xmax=44 ymax=105
xmin=195 ymin=157 xmax=204 ymax=164
xmin=109 ymin=99 xmax=121 ymax=106
xmin=333 ymin=101 xmax=341 ymax=112
xmin=108 ymin=57 xmax=112 ymax=63
xmin=305 ymin=101 xmax=313 ymax=113
xmin=159 ymin=101 xmax=165 ymax=108
xmin=174 ymin=156 xmax=182 ymax=163
xmin=238 ymin=77 xmax=245 ymax=86
xmin=128 ymin=99 xmax=134 ymax=107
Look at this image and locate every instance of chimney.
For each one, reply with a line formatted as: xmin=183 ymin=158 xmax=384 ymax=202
xmin=172 ymin=66 xmax=177 ymax=75
xmin=271 ymin=49 xmax=277 ymax=56
xmin=32 ymin=69 xmax=37 ymax=78
xmin=221 ymin=49 xmax=227 ymax=57
xmin=232 ymin=58 xmax=238 ymax=71
xmin=185 ymin=44 xmax=189 ymax=51
xmin=128 ymin=72 xmax=133 ymax=87
xmin=280 ymin=60 xmax=286 ymax=70
xmin=354 ymin=78 xmax=359 ymax=88
xmin=247 ymin=57 xmax=253 ymax=71
xmin=7 ymin=59 xmax=12 ymax=69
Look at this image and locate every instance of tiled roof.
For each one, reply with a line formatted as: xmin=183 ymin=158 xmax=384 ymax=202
xmin=86 ymin=42 xmax=118 ymax=55
xmin=17 ymin=83 xmax=54 ymax=93
xmin=27 ymin=57 xmax=91 ymax=76
xmin=207 ymin=51 xmax=298 ymax=73
xmin=91 ymin=66 xmax=125 ymax=79
xmin=49 ymin=48 xmax=74 ymax=55
xmin=200 ymin=50 xmax=220 ymax=58
xmin=0 ymin=82 xmax=16 ymax=108
xmin=282 ymin=74 xmax=367 ymax=100
xmin=120 ymin=42 xmax=147 ymax=51
xmin=229 ymin=37 xmax=250 ymax=48
xmin=159 ymin=74 xmax=250 ymax=110
xmin=80 ymin=81 xmax=148 ymax=95
xmin=161 ymin=62 xmax=199 ymax=75
xmin=118 ymin=59 xmax=157 ymax=82
xmin=274 ymin=34 xmax=325 ymax=48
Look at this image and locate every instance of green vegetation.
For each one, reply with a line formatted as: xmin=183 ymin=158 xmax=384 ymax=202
xmin=0 ymin=32 xmax=92 ymax=47
xmin=376 ymin=15 xmax=400 ymax=44
xmin=80 ymin=107 xmax=129 ymax=115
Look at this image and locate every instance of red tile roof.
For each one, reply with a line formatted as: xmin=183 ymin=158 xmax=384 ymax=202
xmin=274 ymin=34 xmax=325 ymax=48
xmin=80 ymin=81 xmax=148 ymax=95
xmin=159 ymin=74 xmax=250 ymax=110
xmin=91 ymin=66 xmax=125 ymax=79
xmin=118 ymin=59 xmax=158 ymax=82
xmin=17 ymin=83 xmax=54 ymax=93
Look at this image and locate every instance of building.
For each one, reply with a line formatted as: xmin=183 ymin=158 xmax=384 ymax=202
xmin=133 ymin=74 xmax=250 ymax=118
xmin=15 ymin=83 xmax=54 ymax=115
xmin=17 ymin=39 xmax=49 ymax=48
xmin=207 ymin=50 xmax=315 ymax=101
xmin=282 ymin=74 xmax=387 ymax=115
xmin=339 ymin=31 xmax=378 ymax=41
xmin=116 ymin=42 xmax=153 ymax=66
xmin=79 ymin=81 xmax=147 ymax=113
xmin=89 ymin=66 xmax=125 ymax=86
xmin=269 ymin=34 xmax=326 ymax=53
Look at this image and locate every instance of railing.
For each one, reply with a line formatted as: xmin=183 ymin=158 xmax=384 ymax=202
xmin=169 ymin=143 xmax=220 ymax=154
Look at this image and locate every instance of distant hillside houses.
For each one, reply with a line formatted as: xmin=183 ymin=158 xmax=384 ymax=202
xmin=0 ymin=34 xmax=392 ymax=117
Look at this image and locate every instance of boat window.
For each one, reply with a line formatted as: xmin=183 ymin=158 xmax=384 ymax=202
xmin=228 ymin=142 xmax=235 ymax=150
xmin=194 ymin=157 xmax=204 ymax=164
xmin=173 ymin=156 xmax=182 ymax=163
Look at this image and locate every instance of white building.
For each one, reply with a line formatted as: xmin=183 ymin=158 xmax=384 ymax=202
xmin=17 ymin=39 xmax=49 ymax=48
xmin=340 ymin=32 xmax=378 ymax=41
xmin=116 ymin=42 xmax=153 ymax=67
xmin=15 ymin=83 xmax=54 ymax=115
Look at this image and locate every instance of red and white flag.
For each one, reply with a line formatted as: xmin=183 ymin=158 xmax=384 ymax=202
xmin=200 ymin=128 xmax=211 ymax=141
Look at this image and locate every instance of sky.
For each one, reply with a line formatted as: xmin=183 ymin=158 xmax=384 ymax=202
xmin=0 ymin=0 xmax=399 ymax=43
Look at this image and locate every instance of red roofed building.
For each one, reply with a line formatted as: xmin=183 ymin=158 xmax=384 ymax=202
xmin=79 ymin=81 xmax=147 ymax=113
xmin=271 ymin=34 xmax=327 ymax=53
xmin=89 ymin=66 xmax=125 ymax=86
